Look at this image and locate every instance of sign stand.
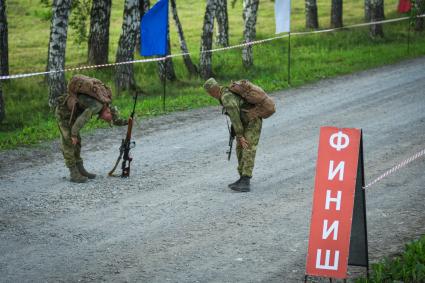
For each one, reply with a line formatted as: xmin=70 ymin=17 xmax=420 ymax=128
xmin=347 ymin=133 xmax=369 ymax=276
xmin=304 ymin=128 xmax=369 ymax=282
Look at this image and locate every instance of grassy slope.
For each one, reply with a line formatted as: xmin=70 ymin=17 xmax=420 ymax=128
xmin=1 ymin=0 xmax=425 ymax=149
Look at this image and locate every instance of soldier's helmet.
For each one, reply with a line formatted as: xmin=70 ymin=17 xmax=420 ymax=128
xmin=203 ymin=78 xmax=219 ymax=92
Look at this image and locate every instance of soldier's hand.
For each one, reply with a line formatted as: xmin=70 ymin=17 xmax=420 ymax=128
xmin=71 ymin=136 xmax=79 ymax=145
xmin=238 ymin=136 xmax=249 ymax=149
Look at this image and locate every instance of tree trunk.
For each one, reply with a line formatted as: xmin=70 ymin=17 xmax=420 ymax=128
xmin=242 ymin=0 xmax=259 ymax=69
xmin=199 ymin=0 xmax=216 ymax=79
xmin=170 ymin=0 xmax=197 ymax=76
xmin=0 ymin=0 xmax=9 ymax=76
xmin=305 ymin=0 xmax=319 ymax=29
xmin=136 ymin=0 xmax=150 ymax=53
xmin=157 ymin=33 xmax=177 ymax=82
xmin=0 ymin=85 xmax=4 ymax=123
xmin=88 ymin=0 xmax=111 ymax=65
xmin=115 ymin=0 xmax=140 ymax=92
xmin=365 ymin=0 xmax=372 ymax=21
xmin=215 ymin=0 xmax=229 ymax=47
xmin=47 ymin=0 xmax=73 ymax=107
xmin=369 ymin=0 xmax=385 ymax=38
xmin=414 ymin=0 xmax=424 ymax=31
xmin=331 ymin=0 xmax=343 ymax=28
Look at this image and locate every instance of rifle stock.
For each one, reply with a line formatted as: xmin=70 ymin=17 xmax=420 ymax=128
xmin=227 ymin=126 xmax=236 ymax=161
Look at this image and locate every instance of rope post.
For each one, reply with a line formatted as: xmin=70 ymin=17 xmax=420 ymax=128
xmin=407 ymin=11 xmax=412 ymax=55
xmin=163 ymin=59 xmax=167 ymax=113
xmin=288 ymin=32 xmax=291 ymax=86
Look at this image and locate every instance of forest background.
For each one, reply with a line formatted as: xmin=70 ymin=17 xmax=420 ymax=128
xmin=0 ymin=0 xmax=424 ymax=149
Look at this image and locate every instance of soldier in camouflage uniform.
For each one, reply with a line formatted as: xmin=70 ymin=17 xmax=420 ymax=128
xmin=204 ymin=78 xmax=262 ymax=192
xmin=55 ymin=93 xmax=127 ymax=183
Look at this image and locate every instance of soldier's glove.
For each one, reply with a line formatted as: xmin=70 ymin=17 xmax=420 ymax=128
xmin=71 ymin=136 xmax=79 ymax=145
xmin=110 ymin=106 xmax=129 ymax=126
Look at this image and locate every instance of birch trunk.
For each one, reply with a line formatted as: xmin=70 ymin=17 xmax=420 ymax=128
xmin=157 ymin=34 xmax=177 ymax=82
xmin=88 ymin=0 xmax=111 ymax=65
xmin=0 ymin=85 xmax=4 ymax=122
xmin=136 ymin=0 xmax=150 ymax=53
xmin=305 ymin=0 xmax=319 ymax=29
xmin=47 ymin=0 xmax=73 ymax=107
xmin=199 ymin=0 xmax=216 ymax=79
xmin=170 ymin=0 xmax=197 ymax=76
xmin=365 ymin=0 xmax=372 ymax=21
xmin=242 ymin=0 xmax=259 ymax=69
xmin=331 ymin=0 xmax=343 ymax=28
xmin=0 ymin=0 xmax=8 ymax=76
xmin=215 ymin=0 xmax=229 ymax=47
xmin=414 ymin=0 xmax=424 ymax=31
xmin=369 ymin=0 xmax=384 ymax=37
xmin=115 ymin=0 xmax=140 ymax=92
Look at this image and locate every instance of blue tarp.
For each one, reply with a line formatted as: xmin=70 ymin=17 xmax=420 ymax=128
xmin=140 ymin=0 xmax=169 ymax=56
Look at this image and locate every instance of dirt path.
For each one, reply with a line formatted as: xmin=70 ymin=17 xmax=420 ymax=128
xmin=1 ymin=57 xmax=424 ymax=282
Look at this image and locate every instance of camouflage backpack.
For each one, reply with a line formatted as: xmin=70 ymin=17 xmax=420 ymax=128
xmin=66 ymin=75 xmax=112 ymax=114
xmin=228 ymin=80 xmax=276 ymax=119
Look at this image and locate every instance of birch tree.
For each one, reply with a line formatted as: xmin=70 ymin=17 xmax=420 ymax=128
xmin=115 ymin=0 xmax=140 ymax=92
xmin=136 ymin=0 xmax=150 ymax=53
xmin=0 ymin=0 xmax=8 ymax=76
xmin=369 ymin=0 xmax=384 ymax=37
xmin=157 ymin=0 xmax=176 ymax=82
xmin=242 ymin=0 xmax=259 ymax=68
xmin=157 ymin=33 xmax=177 ymax=82
xmin=331 ymin=0 xmax=343 ymax=28
xmin=88 ymin=0 xmax=111 ymax=65
xmin=413 ymin=0 xmax=424 ymax=31
xmin=47 ymin=0 xmax=73 ymax=107
xmin=365 ymin=0 xmax=372 ymax=21
xmin=305 ymin=0 xmax=319 ymax=29
xmin=170 ymin=0 xmax=197 ymax=76
xmin=215 ymin=0 xmax=229 ymax=47
xmin=200 ymin=0 xmax=216 ymax=79
xmin=0 ymin=86 xmax=4 ymax=123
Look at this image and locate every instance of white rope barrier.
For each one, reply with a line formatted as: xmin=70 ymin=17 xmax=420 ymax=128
xmin=1 ymin=14 xmax=424 ymax=81
xmin=364 ymin=148 xmax=425 ymax=189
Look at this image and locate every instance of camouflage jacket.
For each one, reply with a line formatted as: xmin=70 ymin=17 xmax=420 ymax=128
xmin=220 ymin=87 xmax=256 ymax=138
xmin=55 ymin=94 xmax=127 ymax=138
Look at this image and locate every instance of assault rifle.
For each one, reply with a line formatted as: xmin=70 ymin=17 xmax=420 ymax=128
xmin=227 ymin=125 xmax=236 ymax=161
xmin=109 ymin=92 xmax=139 ymax=178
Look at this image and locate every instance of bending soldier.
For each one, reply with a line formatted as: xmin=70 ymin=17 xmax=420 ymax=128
xmin=204 ymin=78 xmax=263 ymax=192
xmin=55 ymin=76 xmax=127 ymax=183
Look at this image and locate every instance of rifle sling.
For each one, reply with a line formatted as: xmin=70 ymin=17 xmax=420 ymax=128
xmin=108 ymin=149 xmax=124 ymax=177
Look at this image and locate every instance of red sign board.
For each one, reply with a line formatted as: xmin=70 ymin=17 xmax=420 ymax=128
xmin=305 ymin=127 xmax=362 ymax=279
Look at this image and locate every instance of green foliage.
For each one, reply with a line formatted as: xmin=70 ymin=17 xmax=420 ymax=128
xmin=1 ymin=0 xmax=425 ymax=150
xmin=37 ymin=0 xmax=52 ymax=21
xmin=356 ymin=236 xmax=425 ymax=283
xmin=69 ymin=0 xmax=92 ymax=46
xmin=410 ymin=0 xmax=425 ymax=27
xmin=37 ymin=0 xmax=92 ymax=44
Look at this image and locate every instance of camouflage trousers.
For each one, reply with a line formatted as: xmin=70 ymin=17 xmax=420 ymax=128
xmin=236 ymin=118 xmax=262 ymax=178
xmin=56 ymin=115 xmax=82 ymax=168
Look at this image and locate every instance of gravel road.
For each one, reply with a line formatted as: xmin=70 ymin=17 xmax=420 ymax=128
xmin=1 ymin=57 xmax=424 ymax=283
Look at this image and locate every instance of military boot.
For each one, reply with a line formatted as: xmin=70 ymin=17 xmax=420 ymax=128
xmin=69 ymin=166 xmax=88 ymax=183
xmin=230 ymin=176 xmax=251 ymax=192
xmin=76 ymin=161 xmax=96 ymax=179
xmin=228 ymin=177 xmax=242 ymax=188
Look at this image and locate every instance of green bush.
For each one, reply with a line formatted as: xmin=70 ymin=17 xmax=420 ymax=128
xmin=356 ymin=235 xmax=425 ymax=283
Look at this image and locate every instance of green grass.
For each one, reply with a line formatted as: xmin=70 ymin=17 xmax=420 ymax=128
xmin=356 ymin=235 xmax=425 ymax=282
xmin=1 ymin=0 xmax=425 ymax=150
